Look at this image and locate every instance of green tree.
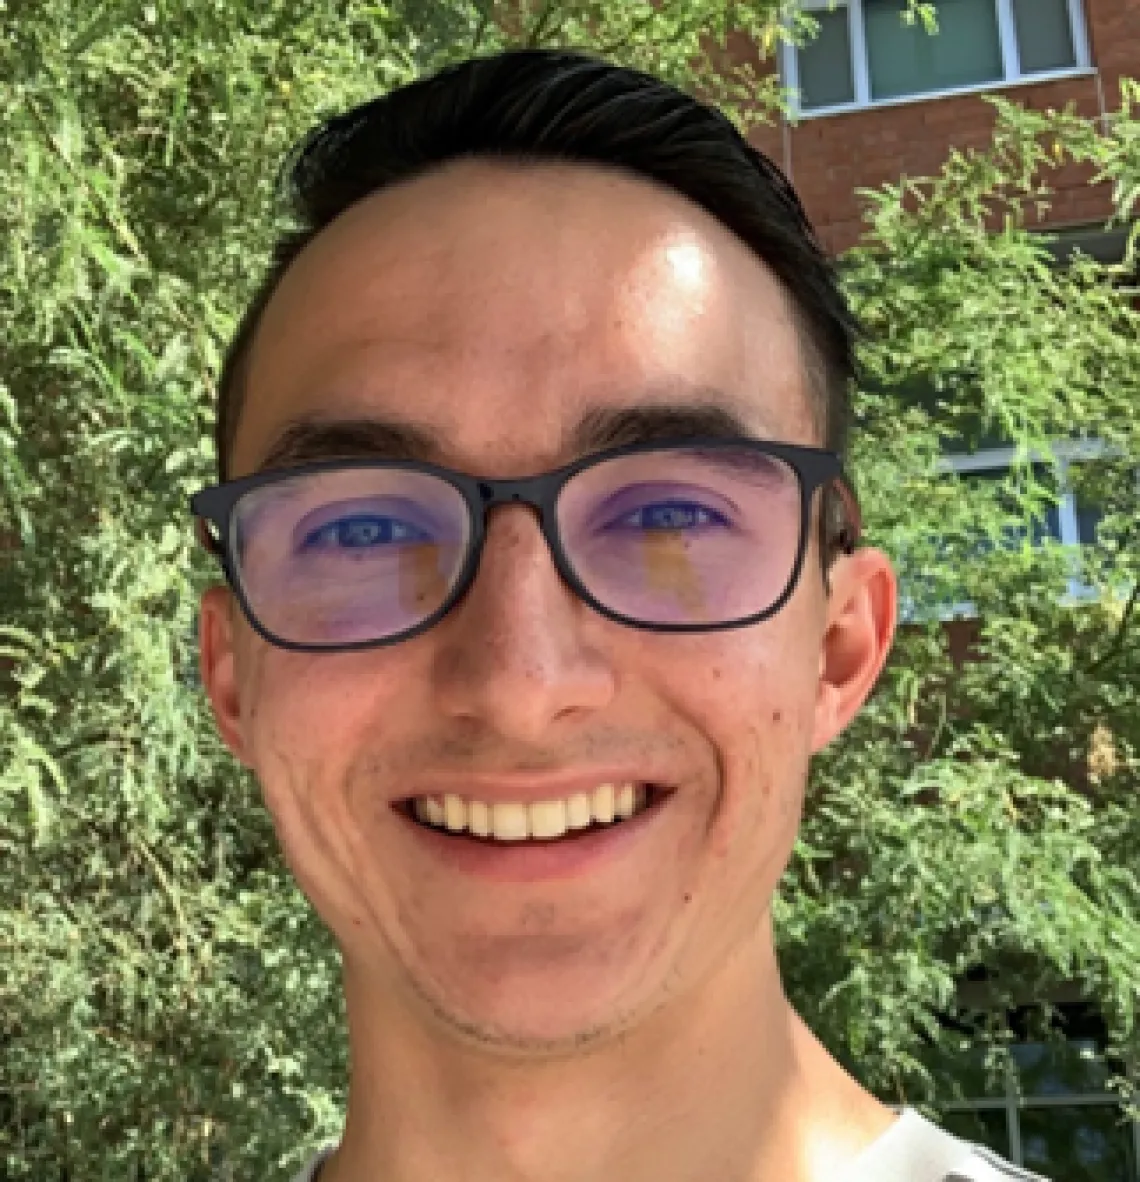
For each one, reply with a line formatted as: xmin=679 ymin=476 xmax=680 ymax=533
xmin=2 ymin=2 xmax=1137 ymax=1176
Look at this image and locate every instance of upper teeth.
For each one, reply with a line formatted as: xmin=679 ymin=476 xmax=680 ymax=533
xmin=412 ymin=783 xmax=648 ymax=841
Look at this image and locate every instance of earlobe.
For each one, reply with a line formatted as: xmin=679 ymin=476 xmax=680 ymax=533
xmin=199 ymin=585 xmax=252 ymax=766
xmin=810 ymin=548 xmax=897 ymax=753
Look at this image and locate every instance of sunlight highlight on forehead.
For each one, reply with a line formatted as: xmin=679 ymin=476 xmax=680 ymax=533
xmin=663 ymin=238 xmax=709 ymax=291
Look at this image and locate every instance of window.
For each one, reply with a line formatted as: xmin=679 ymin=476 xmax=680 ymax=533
xmin=950 ymin=441 xmax=1106 ymax=547
xmin=953 ymin=460 xmax=1064 ymax=553
xmin=894 ymin=441 xmax=1112 ymax=623
xmin=931 ymin=444 xmax=1107 ymax=614
xmin=924 ymin=1007 xmax=1140 ymax=1180
xmin=939 ymin=1042 xmax=1140 ymax=1179
xmin=786 ymin=0 xmax=1091 ymax=115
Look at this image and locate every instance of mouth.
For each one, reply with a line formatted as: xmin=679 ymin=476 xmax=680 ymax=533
xmin=394 ymin=782 xmax=671 ymax=845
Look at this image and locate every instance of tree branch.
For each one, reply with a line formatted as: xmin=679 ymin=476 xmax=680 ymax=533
xmin=28 ymin=102 xmax=146 ymax=265
xmin=595 ymin=9 xmax=659 ymax=58
xmin=1085 ymin=578 xmax=1140 ymax=675
xmin=131 ymin=835 xmax=189 ymax=940
xmin=524 ymin=0 xmax=558 ymax=47
xmin=471 ymin=0 xmax=492 ymax=50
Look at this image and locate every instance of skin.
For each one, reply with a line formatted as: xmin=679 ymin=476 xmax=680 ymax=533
xmin=200 ymin=160 xmax=898 ymax=1182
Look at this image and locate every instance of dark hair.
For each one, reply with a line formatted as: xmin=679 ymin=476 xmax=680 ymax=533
xmin=216 ymin=48 xmax=859 ymax=485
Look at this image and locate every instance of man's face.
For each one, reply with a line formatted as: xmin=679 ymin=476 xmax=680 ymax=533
xmin=201 ymin=161 xmax=892 ymax=1051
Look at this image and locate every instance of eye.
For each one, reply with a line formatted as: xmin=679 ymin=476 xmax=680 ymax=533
xmin=609 ymin=500 xmax=731 ymax=531
xmin=301 ymin=514 xmax=431 ymax=550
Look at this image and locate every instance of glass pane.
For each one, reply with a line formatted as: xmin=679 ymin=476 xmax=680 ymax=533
xmin=1012 ymin=0 xmax=1077 ymax=73
xmin=941 ymin=1107 xmax=1012 ymax=1156
xmin=865 ymin=0 xmax=1003 ymax=101
xmin=1013 ymin=1039 xmax=1112 ymax=1097
xmin=1069 ymin=459 xmax=1129 ymax=556
xmin=798 ymin=7 xmax=855 ymax=109
xmin=960 ymin=466 xmax=1063 ymax=549
xmin=1076 ymin=499 xmax=1105 ymax=546
xmin=920 ymin=1040 xmax=1010 ymax=1099
xmin=1020 ymin=1106 xmax=1137 ymax=1180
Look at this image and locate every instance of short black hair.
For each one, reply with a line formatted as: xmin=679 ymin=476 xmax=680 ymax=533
xmin=216 ymin=48 xmax=859 ymax=484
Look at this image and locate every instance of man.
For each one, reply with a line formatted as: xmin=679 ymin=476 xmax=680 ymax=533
xmin=192 ymin=50 xmax=1047 ymax=1182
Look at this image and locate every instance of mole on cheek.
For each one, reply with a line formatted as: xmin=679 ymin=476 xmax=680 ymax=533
xmin=772 ymin=710 xmax=782 ymax=724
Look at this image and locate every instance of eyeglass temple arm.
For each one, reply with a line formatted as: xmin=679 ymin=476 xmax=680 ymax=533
xmin=194 ymin=516 xmax=224 ymax=558
xmin=829 ymin=478 xmax=862 ymax=555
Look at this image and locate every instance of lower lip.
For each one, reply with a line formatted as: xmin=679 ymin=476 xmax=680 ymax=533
xmin=394 ymin=792 xmax=671 ymax=884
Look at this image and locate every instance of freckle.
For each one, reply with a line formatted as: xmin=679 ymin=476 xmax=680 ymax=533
xmin=683 ymin=893 xmax=692 ymax=903
xmin=772 ymin=710 xmax=782 ymax=723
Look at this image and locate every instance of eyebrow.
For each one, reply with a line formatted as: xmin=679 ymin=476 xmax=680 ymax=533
xmin=255 ymin=417 xmax=441 ymax=471
xmin=570 ymin=402 xmax=759 ymax=453
xmin=253 ymin=397 xmax=764 ymax=475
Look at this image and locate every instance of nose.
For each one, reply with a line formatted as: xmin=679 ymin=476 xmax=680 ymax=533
xmin=429 ymin=505 xmax=617 ymax=741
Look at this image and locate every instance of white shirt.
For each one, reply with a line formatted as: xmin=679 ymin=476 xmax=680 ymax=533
xmin=288 ymin=1108 xmax=1050 ymax=1181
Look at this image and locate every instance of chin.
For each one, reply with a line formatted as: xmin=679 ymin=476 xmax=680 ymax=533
xmin=439 ymin=1000 xmax=641 ymax=1058
xmin=418 ymin=961 xmax=657 ymax=1056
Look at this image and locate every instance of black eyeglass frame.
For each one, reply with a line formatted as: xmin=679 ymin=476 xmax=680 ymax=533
xmin=189 ymin=436 xmax=861 ymax=654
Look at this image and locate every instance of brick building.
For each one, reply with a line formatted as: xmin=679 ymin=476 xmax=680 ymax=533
xmin=753 ymin=0 xmax=1138 ymax=253
xmin=749 ymin=3 xmax=1140 ymax=1176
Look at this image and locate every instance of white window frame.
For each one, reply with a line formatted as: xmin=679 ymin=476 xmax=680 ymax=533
xmin=782 ymin=0 xmax=1093 ymax=119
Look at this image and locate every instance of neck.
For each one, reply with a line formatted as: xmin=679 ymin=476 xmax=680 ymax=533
xmin=321 ymin=928 xmax=894 ymax=1182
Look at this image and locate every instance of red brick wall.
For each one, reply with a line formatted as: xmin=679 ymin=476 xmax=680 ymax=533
xmin=748 ymin=0 xmax=1138 ymax=253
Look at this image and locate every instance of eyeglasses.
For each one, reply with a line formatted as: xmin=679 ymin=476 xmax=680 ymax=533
xmin=189 ymin=436 xmax=860 ymax=653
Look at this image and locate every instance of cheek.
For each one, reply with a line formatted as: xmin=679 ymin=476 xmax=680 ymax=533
xmin=235 ymin=646 xmax=404 ymax=778
xmin=698 ymin=640 xmax=819 ymax=763
xmin=679 ymin=635 xmax=819 ymax=847
xmin=231 ymin=645 xmax=418 ymax=928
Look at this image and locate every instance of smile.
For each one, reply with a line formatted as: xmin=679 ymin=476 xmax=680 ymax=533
xmin=402 ymin=783 xmax=662 ymax=843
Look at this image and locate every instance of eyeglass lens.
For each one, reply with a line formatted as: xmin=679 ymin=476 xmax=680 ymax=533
xmin=229 ymin=446 xmax=804 ymax=647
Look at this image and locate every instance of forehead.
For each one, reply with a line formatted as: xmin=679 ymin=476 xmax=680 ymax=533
xmin=233 ymin=160 xmax=816 ymax=477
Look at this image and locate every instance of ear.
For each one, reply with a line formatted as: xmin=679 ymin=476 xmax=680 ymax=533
xmin=811 ymin=547 xmax=897 ymax=753
xmin=199 ymin=584 xmax=252 ymax=766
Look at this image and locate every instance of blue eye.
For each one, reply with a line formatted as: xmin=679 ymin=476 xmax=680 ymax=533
xmin=611 ymin=501 xmax=730 ymax=531
xmin=301 ymin=514 xmax=430 ymax=550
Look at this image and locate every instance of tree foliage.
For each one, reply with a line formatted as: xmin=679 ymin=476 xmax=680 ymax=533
xmin=1 ymin=2 xmax=1137 ymax=1176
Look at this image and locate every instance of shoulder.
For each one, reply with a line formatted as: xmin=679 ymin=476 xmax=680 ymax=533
xmin=848 ymin=1109 xmax=1052 ymax=1182
xmin=948 ymin=1145 xmax=1051 ymax=1182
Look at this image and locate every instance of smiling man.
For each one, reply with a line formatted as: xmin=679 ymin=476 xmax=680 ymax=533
xmin=192 ymin=49 xmax=1047 ymax=1182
